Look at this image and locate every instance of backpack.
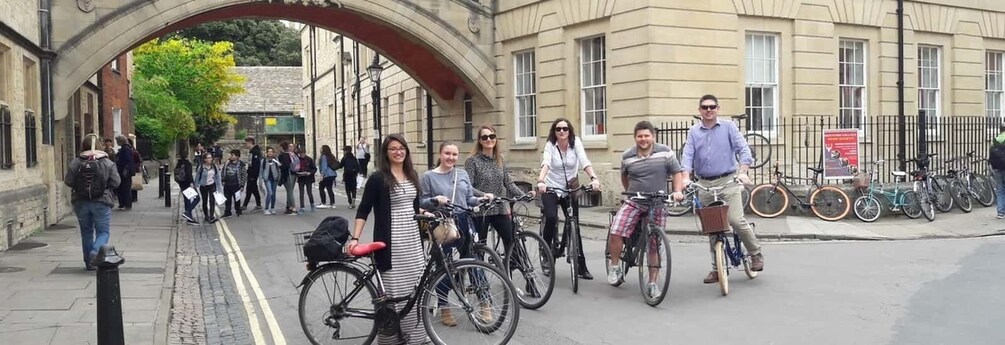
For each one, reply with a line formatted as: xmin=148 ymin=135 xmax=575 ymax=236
xmin=302 ymin=216 xmax=351 ymax=262
xmin=990 ymin=142 xmax=1005 ymax=170
xmin=223 ymin=161 xmax=242 ymax=185
xmin=174 ymin=162 xmax=189 ymax=183
xmin=75 ymin=156 xmax=109 ymax=200
xmin=289 ymin=152 xmax=301 ymax=172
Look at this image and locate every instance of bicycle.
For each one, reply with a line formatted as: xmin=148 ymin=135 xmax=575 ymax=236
xmin=852 ymin=160 xmax=925 ymax=222
xmin=905 ymin=156 xmax=937 ymax=221
xmin=604 ymin=191 xmax=673 ymax=306
xmin=474 ymin=196 xmax=556 ymax=310
xmin=666 ymin=176 xmax=752 ymax=216
xmin=434 ymin=202 xmax=507 ymax=275
xmin=690 ymin=114 xmax=772 ymax=169
xmin=945 ymin=151 xmax=995 ymax=210
xmin=294 ymin=212 xmax=520 ymax=345
xmin=688 ymin=180 xmax=757 ymax=296
xmin=748 ymin=163 xmax=852 ymax=221
xmin=540 ymin=184 xmax=594 ymax=294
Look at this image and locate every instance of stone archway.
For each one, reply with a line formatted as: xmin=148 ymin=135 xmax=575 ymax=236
xmin=51 ymin=0 xmax=496 ymax=119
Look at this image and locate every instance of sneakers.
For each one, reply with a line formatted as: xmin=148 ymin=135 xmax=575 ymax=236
xmin=253 ymin=206 xmax=263 ymax=212
xmin=185 ymin=218 xmax=200 ymax=225
xmin=349 ymin=203 xmax=356 ymax=209
xmin=607 ymin=265 xmax=623 ymax=285
xmin=648 ymin=283 xmax=661 ymax=298
xmin=181 ymin=212 xmax=195 ymax=223
xmin=317 ymin=204 xmax=330 ymax=209
xmin=998 ymin=214 xmax=1004 ymax=219
xmin=328 ymin=203 xmax=337 ymax=210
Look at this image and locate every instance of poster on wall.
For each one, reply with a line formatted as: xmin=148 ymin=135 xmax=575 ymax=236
xmin=822 ymin=129 xmax=860 ymax=180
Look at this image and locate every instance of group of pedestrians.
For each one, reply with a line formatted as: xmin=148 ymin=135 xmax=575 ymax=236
xmin=174 ymin=137 xmax=367 ymax=225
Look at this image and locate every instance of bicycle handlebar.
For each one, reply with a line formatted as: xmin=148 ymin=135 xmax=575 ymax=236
xmin=545 ymin=185 xmax=595 ymax=195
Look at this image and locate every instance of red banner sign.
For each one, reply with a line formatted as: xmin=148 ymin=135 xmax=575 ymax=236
xmin=822 ymin=129 xmax=860 ymax=180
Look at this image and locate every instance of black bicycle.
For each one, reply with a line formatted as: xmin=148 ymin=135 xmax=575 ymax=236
xmin=540 ymin=185 xmax=593 ymax=294
xmin=473 ymin=196 xmax=556 ymax=310
xmin=295 ymin=211 xmax=520 ymax=345
xmin=605 ymin=191 xmax=673 ymax=306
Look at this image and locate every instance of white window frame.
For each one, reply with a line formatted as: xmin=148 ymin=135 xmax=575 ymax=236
xmin=839 ymin=40 xmax=867 ymax=132
xmin=986 ymin=51 xmax=1004 ymax=131
xmin=918 ymin=45 xmax=941 ymax=136
xmin=744 ymin=33 xmax=779 ymax=135
xmin=513 ymin=50 xmax=537 ymax=142
xmin=111 ymin=57 xmax=120 ymax=72
xmin=579 ymin=35 xmax=607 ymax=140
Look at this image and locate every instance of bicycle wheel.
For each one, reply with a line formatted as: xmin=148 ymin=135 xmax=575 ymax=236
xmin=749 ymin=184 xmax=789 ymax=218
xmin=568 ymin=220 xmax=581 ymax=294
xmin=637 ymin=225 xmax=671 ymax=307
xmin=473 ymin=244 xmax=506 ymax=276
xmin=901 ymin=191 xmax=923 ymax=219
xmin=809 ymin=186 xmax=851 ymax=221
xmin=971 ymin=174 xmax=995 ymax=207
xmin=914 ymin=182 xmax=935 ymax=221
xmin=951 ymin=180 xmax=973 ymax=213
xmin=931 ymin=176 xmax=954 ymax=212
xmin=714 ymin=240 xmax=728 ymax=296
xmin=853 ymin=195 xmax=882 ymax=222
xmin=744 ymin=133 xmax=771 ymax=169
xmin=603 ymin=230 xmax=629 ymax=288
xmin=299 ymin=264 xmax=377 ymax=345
xmin=421 ymin=260 xmax=519 ymax=345
xmin=739 ymin=235 xmax=757 ymax=280
xmin=505 ymin=231 xmax=555 ymax=310
xmin=666 ymin=195 xmax=694 ymax=217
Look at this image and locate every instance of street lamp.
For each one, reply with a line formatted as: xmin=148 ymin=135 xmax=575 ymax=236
xmin=367 ymin=55 xmax=383 ymax=169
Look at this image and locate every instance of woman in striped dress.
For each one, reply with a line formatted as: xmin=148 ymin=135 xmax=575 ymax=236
xmin=347 ymin=134 xmax=426 ymax=344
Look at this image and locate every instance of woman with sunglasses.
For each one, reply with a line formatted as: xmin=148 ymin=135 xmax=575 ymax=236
xmin=536 ymin=118 xmax=601 ymax=280
xmin=465 ymin=125 xmax=532 ymax=254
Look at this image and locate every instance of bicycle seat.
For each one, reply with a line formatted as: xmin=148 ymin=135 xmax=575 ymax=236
xmin=890 ymin=171 xmax=907 ymax=177
xmin=350 ymin=242 xmax=386 ymax=257
xmin=807 ymin=167 xmax=823 ymax=174
xmin=730 ymin=114 xmax=748 ymax=120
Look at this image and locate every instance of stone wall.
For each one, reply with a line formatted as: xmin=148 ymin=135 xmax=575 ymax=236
xmin=0 ymin=184 xmax=48 ymax=250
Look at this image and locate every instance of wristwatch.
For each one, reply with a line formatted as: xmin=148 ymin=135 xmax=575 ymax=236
xmin=590 ymin=176 xmax=597 ymax=181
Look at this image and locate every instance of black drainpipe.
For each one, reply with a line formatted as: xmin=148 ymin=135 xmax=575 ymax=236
xmin=897 ymin=0 xmax=907 ymax=171
xmin=309 ymin=25 xmax=318 ymax=158
xmin=38 ymin=0 xmax=54 ymax=145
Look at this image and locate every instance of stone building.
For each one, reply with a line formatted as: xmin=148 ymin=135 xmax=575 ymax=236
xmin=224 ymin=66 xmax=305 ymax=148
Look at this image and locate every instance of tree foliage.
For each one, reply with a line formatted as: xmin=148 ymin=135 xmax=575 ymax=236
xmin=133 ymin=38 xmax=245 ymax=147
xmin=170 ymin=19 xmax=302 ymax=66
xmin=133 ymin=76 xmax=194 ymax=158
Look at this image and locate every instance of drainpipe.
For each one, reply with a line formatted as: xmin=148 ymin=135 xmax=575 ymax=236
xmin=38 ymin=0 xmax=54 ymax=145
xmin=309 ymin=26 xmax=318 ymax=158
xmin=339 ymin=36 xmax=347 ymax=150
xmin=354 ymin=41 xmax=361 ymax=140
xmin=426 ymin=92 xmax=433 ymax=169
xmin=897 ymin=0 xmax=907 ymax=172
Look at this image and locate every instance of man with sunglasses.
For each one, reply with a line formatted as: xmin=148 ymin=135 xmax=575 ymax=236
xmin=680 ymin=94 xmax=764 ymax=284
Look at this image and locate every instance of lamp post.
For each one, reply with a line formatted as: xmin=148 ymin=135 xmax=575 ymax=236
xmin=367 ymin=55 xmax=384 ymax=169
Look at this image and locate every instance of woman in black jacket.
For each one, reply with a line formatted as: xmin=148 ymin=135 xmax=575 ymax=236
xmin=296 ymin=147 xmax=318 ymax=213
xmin=340 ymin=146 xmax=360 ymax=208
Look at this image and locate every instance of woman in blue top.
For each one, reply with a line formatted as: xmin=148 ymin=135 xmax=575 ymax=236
xmin=317 ymin=145 xmax=339 ymax=209
xmin=418 ymin=141 xmax=493 ymax=326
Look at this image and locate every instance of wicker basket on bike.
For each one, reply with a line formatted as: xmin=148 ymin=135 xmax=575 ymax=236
xmin=695 ymin=201 xmax=731 ymax=235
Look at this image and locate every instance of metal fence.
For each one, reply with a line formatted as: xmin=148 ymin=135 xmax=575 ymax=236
xmin=657 ymin=115 xmax=999 ymax=185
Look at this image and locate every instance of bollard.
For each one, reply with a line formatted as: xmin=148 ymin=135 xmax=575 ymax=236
xmin=93 ymin=245 xmax=125 ymax=345
xmin=158 ymin=165 xmax=166 ymax=198
xmin=164 ymin=171 xmax=172 ymax=208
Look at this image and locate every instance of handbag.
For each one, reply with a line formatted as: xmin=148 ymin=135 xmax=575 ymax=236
xmin=432 ymin=170 xmax=461 ymax=245
xmin=131 ymin=175 xmax=144 ymax=191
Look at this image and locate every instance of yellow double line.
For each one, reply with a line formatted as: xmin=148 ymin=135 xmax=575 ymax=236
xmin=215 ymin=219 xmax=287 ymax=345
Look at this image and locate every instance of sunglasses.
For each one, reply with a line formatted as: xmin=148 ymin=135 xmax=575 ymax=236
xmin=700 ymin=105 xmax=719 ymax=110
xmin=554 ymin=127 xmax=570 ymax=132
xmin=480 ymin=134 xmax=497 ymax=141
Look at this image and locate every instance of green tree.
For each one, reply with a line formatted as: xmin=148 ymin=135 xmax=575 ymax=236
xmin=170 ymin=19 xmax=302 ymax=66
xmin=134 ymin=38 xmax=245 ymax=146
xmin=133 ymin=76 xmax=194 ymax=158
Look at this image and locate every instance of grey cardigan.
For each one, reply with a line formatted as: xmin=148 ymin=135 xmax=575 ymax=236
xmin=465 ymin=153 xmax=526 ymax=216
xmin=419 ymin=168 xmax=480 ymax=210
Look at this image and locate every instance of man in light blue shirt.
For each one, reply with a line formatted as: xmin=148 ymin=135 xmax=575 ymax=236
xmin=680 ymin=94 xmax=764 ymax=284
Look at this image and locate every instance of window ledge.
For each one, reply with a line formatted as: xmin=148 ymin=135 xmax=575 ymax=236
xmin=510 ymin=141 xmax=538 ymax=151
xmin=582 ymin=140 xmax=608 ymax=150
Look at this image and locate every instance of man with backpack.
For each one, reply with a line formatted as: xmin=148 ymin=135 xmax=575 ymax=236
xmin=175 ymin=151 xmax=199 ymax=225
xmin=64 ymin=136 xmax=121 ymax=270
xmin=340 ymin=145 xmax=360 ymax=208
xmin=989 ymin=124 xmax=1005 ymax=219
xmin=221 ymin=149 xmax=248 ymax=218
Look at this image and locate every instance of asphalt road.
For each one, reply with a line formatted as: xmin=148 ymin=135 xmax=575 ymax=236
xmin=205 ymin=189 xmax=1005 ymax=345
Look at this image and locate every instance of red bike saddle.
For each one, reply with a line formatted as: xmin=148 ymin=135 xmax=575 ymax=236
xmin=350 ymin=242 xmax=386 ymax=256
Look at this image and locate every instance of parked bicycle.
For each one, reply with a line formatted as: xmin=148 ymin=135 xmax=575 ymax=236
xmin=852 ymin=160 xmax=926 ymax=222
xmin=691 ymin=114 xmax=771 ymax=169
xmin=294 ymin=212 xmax=520 ymax=345
xmin=748 ymin=164 xmax=851 ymax=221
xmin=540 ymin=184 xmax=593 ymax=294
xmin=605 ymin=191 xmax=673 ymax=306
xmin=905 ymin=156 xmax=937 ymax=221
xmin=688 ymin=180 xmax=757 ymax=296
xmin=944 ymin=151 xmax=995 ymax=211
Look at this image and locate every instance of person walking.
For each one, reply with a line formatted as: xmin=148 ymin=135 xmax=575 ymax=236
xmin=278 ymin=141 xmax=300 ymax=215
xmin=221 ymin=149 xmax=247 ymax=218
xmin=242 ymin=137 xmax=263 ymax=212
xmin=989 ymin=124 xmax=1005 ymax=219
xmin=65 ymin=135 xmax=121 ymax=270
xmin=261 ymin=147 xmax=282 ymax=215
xmin=175 ymin=151 xmax=199 ymax=225
xmin=340 ymin=146 xmax=360 ymax=208
xmin=356 ymin=138 xmax=370 ymax=177
xmin=114 ymin=135 xmax=135 ymax=211
xmin=465 ymin=125 xmax=530 ymax=253
xmin=296 ymin=147 xmax=318 ymax=213
xmin=345 ymin=134 xmax=425 ymax=344
xmin=317 ymin=145 xmax=339 ymax=209
xmin=195 ymin=153 xmax=222 ymax=223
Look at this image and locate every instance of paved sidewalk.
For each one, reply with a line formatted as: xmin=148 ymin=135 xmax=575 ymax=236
xmin=569 ymin=202 xmax=1005 ymax=241
xmin=0 ymin=181 xmax=176 ymax=345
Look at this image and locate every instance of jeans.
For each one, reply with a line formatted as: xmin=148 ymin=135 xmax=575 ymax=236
xmin=284 ymin=175 xmax=297 ymax=211
xmin=319 ymin=176 xmax=336 ymax=205
xmin=298 ymin=179 xmax=315 ymax=209
xmin=223 ymin=184 xmax=242 ymax=216
xmin=994 ymin=170 xmax=1005 ymax=215
xmin=242 ymin=176 xmax=261 ymax=208
xmin=200 ymin=185 xmax=217 ymax=219
xmin=74 ymin=201 xmax=111 ymax=266
xmin=179 ymin=183 xmax=199 ymax=218
xmin=264 ymin=179 xmax=278 ymax=210
xmin=344 ymin=177 xmax=358 ymax=205
xmin=436 ymin=214 xmax=480 ymax=306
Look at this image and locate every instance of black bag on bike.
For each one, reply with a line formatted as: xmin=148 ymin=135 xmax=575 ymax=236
xmin=303 ymin=216 xmax=350 ymax=262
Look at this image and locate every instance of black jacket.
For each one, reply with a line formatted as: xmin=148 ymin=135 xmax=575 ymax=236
xmin=175 ymin=158 xmax=194 ymax=189
xmin=356 ymin=171 xmax=420 ymax=272
xmin=279 ymin=150 xmax=292 ymax=181
xmin=296 ymin=156 xmax=318 ymax=183
xmin=339 ymin=154 xmax=359 ymax=182
xmin=247 ymin=145 xmax=262 ymax=178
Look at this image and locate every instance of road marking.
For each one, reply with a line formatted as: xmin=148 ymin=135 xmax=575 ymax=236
xmin=214 ymin=221 xmax=268 ymax=345
xmin=219 ymin=219 xmax=288 ymax=345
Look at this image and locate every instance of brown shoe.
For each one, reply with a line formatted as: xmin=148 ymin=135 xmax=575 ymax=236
xmin=440 ymin=308 xmax=457 ymax=327
xmin=751 ymin=254 xmax=764 ymax=272
xmin=703 ymin=271 xmax=719 ymax=284
xmin=478 ymin=302 xmax=494 ymax=323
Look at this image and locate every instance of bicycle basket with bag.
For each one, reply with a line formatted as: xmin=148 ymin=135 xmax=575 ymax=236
xmin=302 ymin=216 xmax=350 ymax=262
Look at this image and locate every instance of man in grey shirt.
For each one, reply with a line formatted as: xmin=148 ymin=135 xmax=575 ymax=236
xmin=606 ymin=121 xmax=685 ymax=293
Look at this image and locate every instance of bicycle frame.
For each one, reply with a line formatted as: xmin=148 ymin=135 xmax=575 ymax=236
xmin=765 ymin=167 xmax=825 ymax=207
xmin=861 ymin=177 xmax=912 ymax=209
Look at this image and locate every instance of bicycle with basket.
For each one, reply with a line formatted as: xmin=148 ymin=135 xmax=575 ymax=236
xmin=687 ymin=181 xmax=757 ymax=297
